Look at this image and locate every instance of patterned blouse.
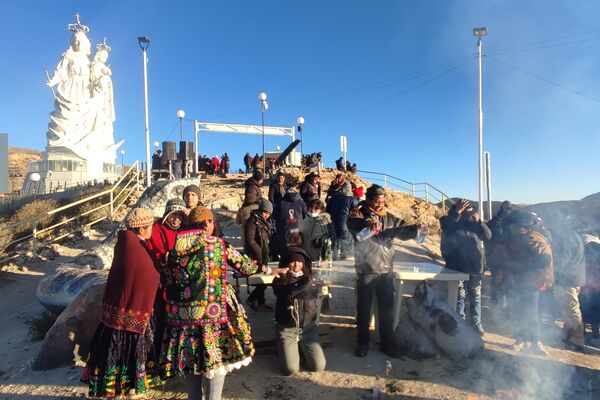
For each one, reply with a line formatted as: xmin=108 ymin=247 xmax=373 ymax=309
xmin=165 ymin=229 xmax=258 ymax=327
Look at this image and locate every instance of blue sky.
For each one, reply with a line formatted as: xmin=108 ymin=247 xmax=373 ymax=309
xmin=1 ymin=1 xmax=599 ymax=204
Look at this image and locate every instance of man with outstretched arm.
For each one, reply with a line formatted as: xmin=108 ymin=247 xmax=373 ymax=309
xmin=347 ymin=184 xmax=427 ymax=358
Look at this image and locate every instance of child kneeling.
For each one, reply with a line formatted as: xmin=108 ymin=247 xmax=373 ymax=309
xmin=271 ymin=246 xmax=326 ymax=375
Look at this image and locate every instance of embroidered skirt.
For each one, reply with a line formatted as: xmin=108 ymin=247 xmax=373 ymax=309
xmin=81 ymin=318 xmax=161 ymax=398
xmin=161 ymin=285 xmax=254 ymax=379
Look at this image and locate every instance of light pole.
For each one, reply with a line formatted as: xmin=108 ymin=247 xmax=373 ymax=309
xmin=120 ymin=149 xmax=125 ymax=169
xmin=137 ymin=36 xmax=151 ymax=187
xmin=258 ymin=91 xmax=269 ymax=172
xmin=297 ymin=116 xmax=305 ymax=157
xmin=473 ymin=27 xmax=487 ymax=219
xmin=177 ymin=109 xmax=186 ymax=142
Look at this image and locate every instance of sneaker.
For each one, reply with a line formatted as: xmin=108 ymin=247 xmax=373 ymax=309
xmin=245 ymin=298 xmax=258 ymax=311
xmin=474 ymin=324 xmax=485 ymax=337
xmin=355 ymin=344 xmax=369 ymax=358
xmin=528 ymin=341 xmax=550 ymax=357
xmin=254 ymin=303 xmax=273 ymax=311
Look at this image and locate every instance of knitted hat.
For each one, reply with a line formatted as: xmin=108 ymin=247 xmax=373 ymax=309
xmin=162 ymin=198 xmax=186 ymax=221
xmin=252 ymin=170 xmax=264 ymax=181
xmin=125 ymin=208 xmax=155 ymax=229
xmin=258 ymin=198 xmax=273 ymax=214
xmin=366 ymin=184 xmax=386 ymax=199
xmin=183 ymin=184 xmax=201 ymax=199
xmin=189 ymin=207 xmax=214 ymax=225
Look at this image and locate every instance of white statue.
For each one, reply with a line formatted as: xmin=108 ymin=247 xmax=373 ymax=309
xmin=46 ymin=14 xmax=119 ymax=163
xmin=90 ymin=38 xmax=116 ymax=151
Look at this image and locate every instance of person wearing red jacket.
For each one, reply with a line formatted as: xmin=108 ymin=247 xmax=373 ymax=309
xmin=147 ymin=198 xmax=187 ymax=266
xmin=211 ymin=155 xmax=220 ymax=175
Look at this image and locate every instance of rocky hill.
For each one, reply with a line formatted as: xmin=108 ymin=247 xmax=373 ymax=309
xmin=8 ymin=147 xmax=42 ymax=193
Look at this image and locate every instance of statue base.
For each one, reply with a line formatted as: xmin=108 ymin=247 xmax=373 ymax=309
xmin=21 ymin=146 xmax=123 ymax=195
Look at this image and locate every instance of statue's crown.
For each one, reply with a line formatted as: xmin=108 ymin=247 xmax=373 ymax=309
xmin=96 ymin=37 xmax=111 ymax=53
xmin=67 ymin=12 xmax=89 ymax=33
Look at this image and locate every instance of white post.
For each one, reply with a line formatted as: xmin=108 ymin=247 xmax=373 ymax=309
xmin=485 ymin=151 xmax=492 ymax=221
xmin=340 ymin=135 xmax=347 ymax=170
xmin=142 ymin=48 xmax=151 ymax=188
xmin=477 ymin=35 xmax=484 ymax=219
xmin=194 ymin=120 xmax=199 ymax=174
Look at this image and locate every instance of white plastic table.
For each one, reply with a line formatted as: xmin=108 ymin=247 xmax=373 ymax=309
xmin=317 ymin=260 xmax=469 ymax=330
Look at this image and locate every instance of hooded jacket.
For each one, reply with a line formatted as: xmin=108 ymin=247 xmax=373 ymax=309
xmin=275 ymin=192 xmax=307 ymax=246
xmin=272 ymin=247 xmax=320 ymax=330
xmin=244 ymin=178 xmax=263 ymax=203
xmin=326 ymin=193 xmax=358 ymax=235
xmin=440 ymin=207 xmax=492 ymax=275
xmin=299 ymin=179 xmax=321 ymax=206
xmin=244 ymin=211 xmax=271 ymax=265
xmin=505 ymin=229 xmax=554 ymax=290
xmin=347 ymin=202 xmax=418 ymax=277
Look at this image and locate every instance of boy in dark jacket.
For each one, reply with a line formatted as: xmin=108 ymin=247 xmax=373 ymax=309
xmin=326 ymin=185 xmax=358 ymax=260
xmin=440 ymin=199 xmax=491 ymax=336
xmin=244 ymin=199 xmax=275 ymax=310
xmin=244 ymin=170 xmax=264 ymax=203
xmin=275 ymin=187 xmax=308 ymax=253
xmin=268 ymin=172 xmax=287 ymax=213
xmin=347 ymin=185 xmax=425 ymax=357
xmin=271 ymin=246 xmax=326 ymax=375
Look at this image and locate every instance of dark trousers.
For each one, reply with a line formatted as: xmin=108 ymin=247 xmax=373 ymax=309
xmin=247 ymin=284 xmax=267 ymax=305
xmin=333 ymin=230 xmax=353 ymax=259
xmin=509 ymin=288 xmax=540 ymax=343
xmin=356 ymin=274 xmax=395 ymax=346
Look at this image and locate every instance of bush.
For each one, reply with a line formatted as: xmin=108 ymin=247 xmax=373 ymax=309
xmin=0 ymin=219 xmax=13 ymax=255
xmin=77 ymin=200 xmax=109 ymax=225
xmin=9 ymin=199 xmax=59 ymax=237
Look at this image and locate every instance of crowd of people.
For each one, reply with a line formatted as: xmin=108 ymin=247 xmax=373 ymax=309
xmin=441 ymin=199 xmax=600 ymax=355
xmin=78 ymin=167 xmax=600 ymax=399
xmin=151 ymin=150 xmax=232 ymax=179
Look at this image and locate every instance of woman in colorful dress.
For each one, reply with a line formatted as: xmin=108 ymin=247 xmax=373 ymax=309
xmin=161 ymin=207 xmax=258 ymax=400
xmin=82 ymin=207 xmax=160 ymax=399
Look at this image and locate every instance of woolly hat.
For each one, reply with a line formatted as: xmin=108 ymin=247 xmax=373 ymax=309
xmin=125 ymin=208 xmax=155 ymax=229
xmin=258 ymin=198 xmax=273 ymax=214
xmin=183 ymin=184 xmax=201 ymax=199
xmin=252 ymin=170 xmax=264 ymax=181
xmin=189 ymin=207 xmax=214 ymax=225
xmin=163 ymin=198 xmax=186 ymax=220
xmin=366 ymin=184 xmax=386 ymax=199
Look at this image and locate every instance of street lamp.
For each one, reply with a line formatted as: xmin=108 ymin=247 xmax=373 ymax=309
xmin=473 ymin=26 xmax=487 ymax=220
xmin=258 ymin=91 xmax=269 ymax=172
xmin=177 ymin=109 xmax=186 ymax=141
xmin=137 ymin=36 xmax=151 ymax=187
xmin=120 ymin=149 xmax=125 ymax=169
xmin=297 ymin=116 xmax=305 ymax=157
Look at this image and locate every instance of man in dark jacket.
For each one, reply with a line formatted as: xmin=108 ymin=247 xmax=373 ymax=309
xmin=440 ymin=199 xmax=491 ymax=336
xmin=486 ymin=200 xmax=516 ymax=307
xmin=244 ymin=199 xmax=275 ymax=310
xmin=244 ymin=170 xmax=264 ymax=204
xmin=548 ymin=223 xmax=586 ymax=350
xmin=326 ymin=184 xmax=357 ymax=260
xmin=268 ymin=172 xmax=287 ymax=213
xmin=275 ymin=187 xmax=307 ymax=253
xmin=347 ymin=185 xmax=424 ymax=357
xmin=299 ymin=172 xmax=321 ymax=206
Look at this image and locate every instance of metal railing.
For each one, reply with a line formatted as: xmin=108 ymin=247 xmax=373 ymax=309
xmin=1 ymin=162 xmax=142 ymax=263
xmin=356 ymin=169 xmax=452 ymax=210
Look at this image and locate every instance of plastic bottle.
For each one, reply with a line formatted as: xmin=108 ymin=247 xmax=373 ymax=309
xmin=385 ymin=360 xmax=394 ymax=393
xmin=415 ymin=227 xmax=428 ymax=245
xmin=356 ymin=227 xmax=374 ymax=242
xmin=325 ymin=239 xmax=333 ymax=268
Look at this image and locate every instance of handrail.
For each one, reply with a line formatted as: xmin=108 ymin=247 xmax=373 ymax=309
xmin=355 ymin=169 xmax=452 ymax=209
xmin=1 ymin=161 xmax=141 ymax=262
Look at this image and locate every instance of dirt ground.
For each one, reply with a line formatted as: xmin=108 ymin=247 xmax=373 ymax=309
xmin=1 ymin=203 xmax=600 ymax=399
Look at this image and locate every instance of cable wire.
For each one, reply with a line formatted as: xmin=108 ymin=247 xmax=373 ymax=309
xmin=486 ymin=55 xmax=600 ymax=104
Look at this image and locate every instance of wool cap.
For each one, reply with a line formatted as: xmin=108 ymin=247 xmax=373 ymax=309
xmin=252 ymin=170 xmax=264 ymax=181
xmin=162 ymin=198 xmax=186 ymax=222
xmin=258 ymin=198 xmax=273 ymax=214
xmin=125 ymin=208 xmax=155 ymax=229
xmin=366 ymin=184 xmax=386 ymax=199
xmin=183 ymin=184 xmax=201 ymax=199
xmin=189 ymin=207 xmax=214 ymax=225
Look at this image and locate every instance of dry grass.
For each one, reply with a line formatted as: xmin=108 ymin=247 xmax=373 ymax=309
xmin=0 ymin=219 xmax=13 ymax=255
xmin=9 ymin=199 xmax=59 ymax=237
xmin=77 ymin=200 xmax=109 ymax=225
